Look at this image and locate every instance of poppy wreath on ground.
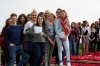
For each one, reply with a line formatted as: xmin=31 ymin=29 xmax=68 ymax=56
xmin=51 ymin=56 xmax=56 ymax=61
xmin=71 ymin=63 xmax=80 ymax=66
xmin=71 ymin=52 xmax=100 ymax=61
xmin=84 ymin=52 xmax=94 ymax=55
xmin=70 ymin=55 xmax=76 ymax=60
xmin=51 ymin=61 xmax=56 ymax=64
xmin=93 ymin=56 xmax=100 ymax=61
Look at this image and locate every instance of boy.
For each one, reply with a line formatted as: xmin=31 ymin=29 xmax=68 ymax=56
xmin=4 ymin=13 xmax=29 ymax=66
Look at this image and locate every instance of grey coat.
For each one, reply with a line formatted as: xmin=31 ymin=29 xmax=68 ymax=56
xmin=29 ymin=25 xmax=48 ymax=43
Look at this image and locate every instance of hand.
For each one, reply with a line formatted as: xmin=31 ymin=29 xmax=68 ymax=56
xmin=10 ymin=43 xmax=15 ymax=47
xmin=97 ymin=38 xmax=99 ymax=42
xmin=62 ymin=36 xmax=66 ymax=41
xmin=90 ymin=39 xmax=92 ymax=41
xmin=77 ymin=37 xmax=79 ymax=40
xmin=20 ymin=44 xmax=23 ymax=50
xmin=98 ymin=34 xmax=100 ymax=36
xmin=50 ymin=41 xmax=55 ymax=46
xmin=93 ymin=38 xmax=95 ymax=41
xmin=40 ymin=32 xmax=44 ymax=37
xmin=84 ymin=38 xmax=86 ymax=42
xmin=82 ymin=36 xmax=85 ymax=38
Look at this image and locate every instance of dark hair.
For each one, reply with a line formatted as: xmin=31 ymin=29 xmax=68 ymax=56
xmin=5 ymin=18 xmax=11 ymax=27
xmin=90 ymin=23 xmax=96 ymax=29
xmin=10 ymin=13 xmax=17 ymax=18
xmin=36 ymin=16 xmax=46 ymax=31
xmin=38 ymin=12 xmax=44 ymax=16
xmin=71 ymin=22 xmax=75 ymax=29
xmin=17 ymin=14 xmax=28 ymax=24
xmin=56 ymin=8 xmax=62 ymax=12
xmin=84 ymin=21 xmax=89 ymax=26
xmin=83 ymin=20 xmax=87 ymax=24
xmin=27 ymin=14 xmax=31 ymax=17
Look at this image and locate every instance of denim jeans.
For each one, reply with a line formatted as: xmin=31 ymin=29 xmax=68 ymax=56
xmin=8 ymin=45 xmax=29 ymax=66
xmin=32 ymin=42 xmax=45 ymax=66
xmin=69 ymin=38 xmax=77 ymax=55
xmin=44 ymin=41 xmax=54 ymax=66
xmin=56 ymin=36 xmax=70 ymax=63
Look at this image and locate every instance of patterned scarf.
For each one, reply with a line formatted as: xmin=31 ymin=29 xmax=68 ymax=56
xmin=60 ymin=19 xmax=70 ymax=35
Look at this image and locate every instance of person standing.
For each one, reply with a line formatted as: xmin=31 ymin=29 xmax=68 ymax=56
xmin=44 ymin=13 xmax=56 ymax=66
xmin=17 ymin=14 xmax=28 ymax=66
xmin=0 ymin=18 xmax=12 ymax=66
xmin=52 ymin=8 xmax=62 ymax=65
xmin=82 ymin=21 xmax=90 ymax=55
xmin=54 ymin=10 xmax=71 ymax=66
xmin=4 ymin=13 xmax=29 ymax=66
xmin=30 ymin=15 xmax=52 ymax=66
xmin=69 ymin=22 xmax=78 ymax=56
xmin=89 ymin=23 xmax=96 ymax=52
xmin=77 ymin=22 xmax=82 ymax=55
xmin=23 ymin=10 xmax=37 ymax=66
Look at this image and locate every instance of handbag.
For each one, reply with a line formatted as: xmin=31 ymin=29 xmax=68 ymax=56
xmin=0 ymin=37 xmax=6 ymax=48
xmin=22 ymin=41 xmax=33 ymax=52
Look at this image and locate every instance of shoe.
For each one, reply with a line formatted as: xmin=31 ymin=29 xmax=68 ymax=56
xmin=59 ymin=62 xmax=63 ymax=66
xmin=67 ymin=62 xmax=71 ymax=66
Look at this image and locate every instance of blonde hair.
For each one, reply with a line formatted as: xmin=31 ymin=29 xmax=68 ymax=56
xmin=61 ymin=10 xmax=68 ymax=19
xmin=75 ymin=22 xmax=79 ymax=29
xmin=49 ymin=13 xmax=56 ymax=19
xmin=45 ymin=10 xmax=50 ymax=14
xmin=31 ymin=9 xmax=37 ymax=15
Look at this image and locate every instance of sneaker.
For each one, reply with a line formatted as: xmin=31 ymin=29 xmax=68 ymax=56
xmin=67 ymin=63 xmax=71 ymax=66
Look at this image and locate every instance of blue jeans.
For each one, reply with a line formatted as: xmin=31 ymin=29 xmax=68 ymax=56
xmin=33 ymin=42 xmax=45 ymax=66
xmin=56 ymin=36 xmax=70 ymax=63
xmin=69 ymin=38 xmax=77 ymax=55
xmin=8 ymin=45 xmax=29 ymax=66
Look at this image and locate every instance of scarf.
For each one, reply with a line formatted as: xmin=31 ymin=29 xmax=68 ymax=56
xmin=60 ymin=19 xmax=70 ymax=35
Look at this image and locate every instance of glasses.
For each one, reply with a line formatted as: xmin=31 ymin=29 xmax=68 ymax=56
xmin=32 ymin=15 xmax=36 ymax=16
xmin=56 ymin=12 xmax=61 ymax=13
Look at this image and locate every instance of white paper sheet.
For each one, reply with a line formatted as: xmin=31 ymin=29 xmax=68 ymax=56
xmin=34 ymin=26 xmax=42 ymax=33
xmin=61 ymin=31 xmax=65 ymax=38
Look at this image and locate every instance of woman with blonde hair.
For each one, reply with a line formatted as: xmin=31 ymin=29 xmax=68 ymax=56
xmin=45 ymin=10 xmax=50 ymax=22
xmin=44 ymin=13 xmax=56 ymax=66
xmin=23 ymin=10 xmax=37 ymax=66
xmin=54 ymin=10 xmax=71 ymax=66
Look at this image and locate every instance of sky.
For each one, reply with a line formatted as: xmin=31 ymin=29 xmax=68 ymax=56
xmin=0 ymin=0 xmax=100 ymax=31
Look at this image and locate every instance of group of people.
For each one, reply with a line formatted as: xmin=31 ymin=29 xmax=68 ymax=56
xmin=0 ymin=8 xmax=100 ymax=66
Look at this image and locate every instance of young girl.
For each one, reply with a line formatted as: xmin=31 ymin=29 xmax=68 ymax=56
xmin=89 ymin=23 xmax=96 ymax=52
xmin=54 ymin=10 xmax=71 ymax=66
xmin=0 ymin=18 xmax=12 ymax=66
xmin=30 ymin=15 xmax=53 ymax=66
xmin=82 ymin=21 xmax=90 ymax=55
xmin=16 ymin=14 xmax=28 ymax=65
xmin=69 ymin=22 xmax=78 ymax=56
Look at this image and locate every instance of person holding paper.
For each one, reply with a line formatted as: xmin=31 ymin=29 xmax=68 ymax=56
xmin=54 ymin=10 xmax=71 ymax=66
xmin=30 ymin=15 xmax=54 ymax=66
